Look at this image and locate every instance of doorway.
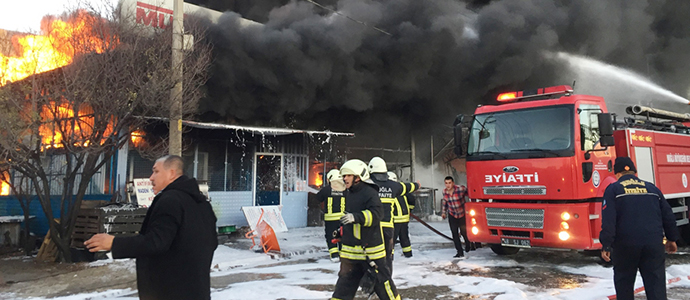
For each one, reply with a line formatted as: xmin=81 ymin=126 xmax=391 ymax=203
xmin=254 ymin=153 xmax=282 ymax=206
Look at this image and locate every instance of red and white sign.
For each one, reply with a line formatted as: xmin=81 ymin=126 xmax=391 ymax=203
xmin=120 ymin=0 xmax=259 ymax=30
xmin=133 ymin=178 xmax=155 ymax=207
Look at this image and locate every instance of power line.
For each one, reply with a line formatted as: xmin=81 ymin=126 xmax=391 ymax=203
xmin=304 ymin=0 xmax=392 ymax=36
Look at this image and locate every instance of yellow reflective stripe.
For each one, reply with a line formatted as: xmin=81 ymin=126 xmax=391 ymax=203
xmin=393 ymin=215 xmax=409 ymax=223
xmin=327 ymin=197 xmax=333 ymax=214
xmin=394 ymin=198 xmax=403 ymax=217
xmin=384 ymin=280 xmax=396 ymax=300
xmin=324 ymin=212 xmax=344 ymax=221
xmin=366 ymin=250 xmax=386 ymax=260
xmin=381 ymin=198 xmax=396 ymax=204
xmin=329 ymin=247 xmax=339 ymax=254
xmin=353 ymin=224 xmax=361 ymax=240
xmin=409 ymin=183 xmax=417 ymax=193
xmin=339 ymin=252 xmax=367 ymax=260
xmin=402 ymin=246 xmax=412 ymax=252
xmin=400 ymin=182 xmax=407 ymax=195
xmin=341 ymin=243 xmax=385 ymax=254
xmin=363 ymin=210 xmax=373 ymax=227
xmin=331 ymin=298 xmax=344 ymax=300
xmin=340 ymin=198 xmax=345 ymax=214
xmin=381 ymin=221 xmax=394 ymax=228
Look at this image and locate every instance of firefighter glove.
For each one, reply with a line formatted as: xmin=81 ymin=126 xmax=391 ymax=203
xmin=340 ymin=213 xmax=355 ymax=225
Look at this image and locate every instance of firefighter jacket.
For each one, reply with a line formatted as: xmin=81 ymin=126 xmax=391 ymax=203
xmin=372 ymin=174 xmax=419 ymax=228
xmin=600 ymin=174 xmax=680 ymax=252
xmin=316 ymin=185 xmax=345 ymax=221
xmin=393 ymin=193 xmax=416 ymax=223
xmin=340 ymin=181 xmax=386 ymax=261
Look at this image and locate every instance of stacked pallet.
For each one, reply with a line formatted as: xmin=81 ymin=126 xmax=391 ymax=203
xmin=71 ymin=206 xmax=147 ymax=248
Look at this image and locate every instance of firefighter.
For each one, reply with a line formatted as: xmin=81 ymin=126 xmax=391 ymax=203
xmin=331 ymin=159 xmax=400 ymax=300
xmin=600 ymin=157 xmax=679 ymax=300
xmin=389 ymin=171 xmax=416 ymax=258
xmin=368 ymin=157 xmax=419 ymax=273
xmin=316 ymin=169 xmax=346 ymax=262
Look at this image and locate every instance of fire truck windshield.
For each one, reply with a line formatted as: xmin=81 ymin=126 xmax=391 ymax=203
xmin=467 ymin=105 xmax=575 ymax=160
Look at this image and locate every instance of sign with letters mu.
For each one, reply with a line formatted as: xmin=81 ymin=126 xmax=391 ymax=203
xmin=133 ymin=178 xmax=155 ymax=208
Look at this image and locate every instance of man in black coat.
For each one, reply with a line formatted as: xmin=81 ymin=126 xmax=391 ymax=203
xmin=600 ymin=157 xmax=679 ymax=300
xmin=85 ymin=155 xmax=218 ymax=300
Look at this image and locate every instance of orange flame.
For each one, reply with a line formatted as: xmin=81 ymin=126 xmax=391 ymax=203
xmin=1 ymin=171 xmax=9 ymax=196
xmin=0 ymin=181 xmax=8 ymax=196
xmin=39 ymin=101 xmax=114 ymax=149
xmin=0 ymin=10 xmax=114 ymax=86
xmin=130 ymin=130 xmax=145 ymax=147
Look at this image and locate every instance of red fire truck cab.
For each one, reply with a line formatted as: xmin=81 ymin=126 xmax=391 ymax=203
xmin=453 ymin=85 xmax=690 ymax=255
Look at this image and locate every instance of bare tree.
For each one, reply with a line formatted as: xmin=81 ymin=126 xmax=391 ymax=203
xmin=0 ymin=6 xmax=211 ymax=262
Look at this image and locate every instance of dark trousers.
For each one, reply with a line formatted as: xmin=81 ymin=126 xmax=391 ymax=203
xmin=612 ymin=243 xmax=667 ymax=300
xmin=383 ymin=227 xmax=395 ymax=273
xmin=331 ymin=257 xmax=399 ymax=300
xmin=393 ymin=222 xmax=412 ymax=257
xmin=325 ymin=220 xmax=341 ymax=258
xmin=448 ymin=215 xmax=469 ymax=256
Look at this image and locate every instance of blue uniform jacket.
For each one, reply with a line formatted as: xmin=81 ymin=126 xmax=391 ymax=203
xmin=599 ymin=174 xmax=680 ymax=252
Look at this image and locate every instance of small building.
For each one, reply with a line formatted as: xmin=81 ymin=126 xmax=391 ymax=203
xmin=0 ymin=119 xmax=352 ymax=235
xmin=121 ymin=119 xmax=353 ymax=229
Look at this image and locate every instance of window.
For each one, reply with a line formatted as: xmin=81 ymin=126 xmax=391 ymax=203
xmin=467 ymin=105 xmax=574 ymax=159
xmin=579 ymin=104 xmax=603 ymax=151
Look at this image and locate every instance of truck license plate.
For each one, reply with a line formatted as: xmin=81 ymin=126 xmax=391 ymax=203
xmin=501 ymin=238 xmax=531 ymax=248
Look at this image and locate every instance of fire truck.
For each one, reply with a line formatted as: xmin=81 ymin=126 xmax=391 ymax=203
xmin=453 ymin=85 xmax=690 ymax=255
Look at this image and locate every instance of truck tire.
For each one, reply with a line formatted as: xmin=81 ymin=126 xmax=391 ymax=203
xmin=490 ymin=244 xmax=520 ymax=255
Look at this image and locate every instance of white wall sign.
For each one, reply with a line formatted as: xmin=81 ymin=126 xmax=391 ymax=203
xmin=241 ymin=206 xmax=288 ymax=233
xmin=133 ymin=178 xmax=155 ymax=208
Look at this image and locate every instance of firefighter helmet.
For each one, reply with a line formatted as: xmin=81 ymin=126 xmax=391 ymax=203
xmin=326 ymin=169 xmax=341 ymax=182
xmin=368 ymin=157 xmax=387 ymax=173
xmin=340 ymin=159 xmax=371 ymax=182
xmin=387 ymin=171 xmax=398 ymax=182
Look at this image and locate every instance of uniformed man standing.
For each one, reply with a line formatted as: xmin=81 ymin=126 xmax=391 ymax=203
xmin=600 ymin=157 xmax=679 ymax=300
xmin=389 ymin=171 xmax=416 ymax=258
xmin=331 ymin=159 xmax=400 ymax=300
xmin=368 ymin=157 xmax=419 ymax=273
xmin=316 ymin=169 xmax=346 ymax=262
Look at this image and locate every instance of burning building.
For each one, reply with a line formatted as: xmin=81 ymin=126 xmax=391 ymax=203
xmin=0 ymin=1 xmax=353 ymax=236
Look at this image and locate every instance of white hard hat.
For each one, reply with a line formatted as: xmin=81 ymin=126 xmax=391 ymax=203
xmin=368 ymin=156 xmax=387 ymax=173
xmin=387 ymin=171 xmax=398 ymax=182
xmin=340 ymin=159 xmax=371 ymax=182
xmin=326 ymin=169 xmax=342 ymax=182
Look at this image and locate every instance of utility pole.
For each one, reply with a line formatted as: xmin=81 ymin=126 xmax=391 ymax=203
xmin=410 ymin=135 xmax=416 ymax=181
xmin=169 ymin=0 xmax=184 ymax=156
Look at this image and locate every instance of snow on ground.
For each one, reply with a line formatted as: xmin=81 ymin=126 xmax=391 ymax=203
xmin=5 ymin=220 xmax=690 ymax=300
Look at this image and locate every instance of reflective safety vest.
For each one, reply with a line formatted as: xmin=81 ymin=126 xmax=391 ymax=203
xmin=316 ymin=186 xmax=345 ymax=221
xmin=393 ymin=193 xmax=416 ymax=223
xmin=371 ymin=177 xmax=419 ymax=228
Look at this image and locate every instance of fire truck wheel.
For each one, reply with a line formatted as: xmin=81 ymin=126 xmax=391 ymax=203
xmin=489 ymin=244 xmax=520 ymax=255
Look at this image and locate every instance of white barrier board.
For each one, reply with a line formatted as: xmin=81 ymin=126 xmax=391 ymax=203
xmin=241 ymin=205 xmax=288 ymax=233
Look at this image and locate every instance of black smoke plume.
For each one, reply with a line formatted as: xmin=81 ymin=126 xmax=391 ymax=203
xmin=191 ymin=0 xmax=690 ymax=158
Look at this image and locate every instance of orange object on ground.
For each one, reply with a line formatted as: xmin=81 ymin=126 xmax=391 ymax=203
xmin=244 ymin=208 xmax=280 ymax=254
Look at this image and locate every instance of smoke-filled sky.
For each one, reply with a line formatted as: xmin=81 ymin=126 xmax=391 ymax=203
xmin=189 ymin=0 xmax=690 ymax=158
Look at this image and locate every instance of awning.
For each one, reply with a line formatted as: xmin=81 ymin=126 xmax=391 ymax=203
xmin=145 ymin=117 xmax=354 ymax=137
